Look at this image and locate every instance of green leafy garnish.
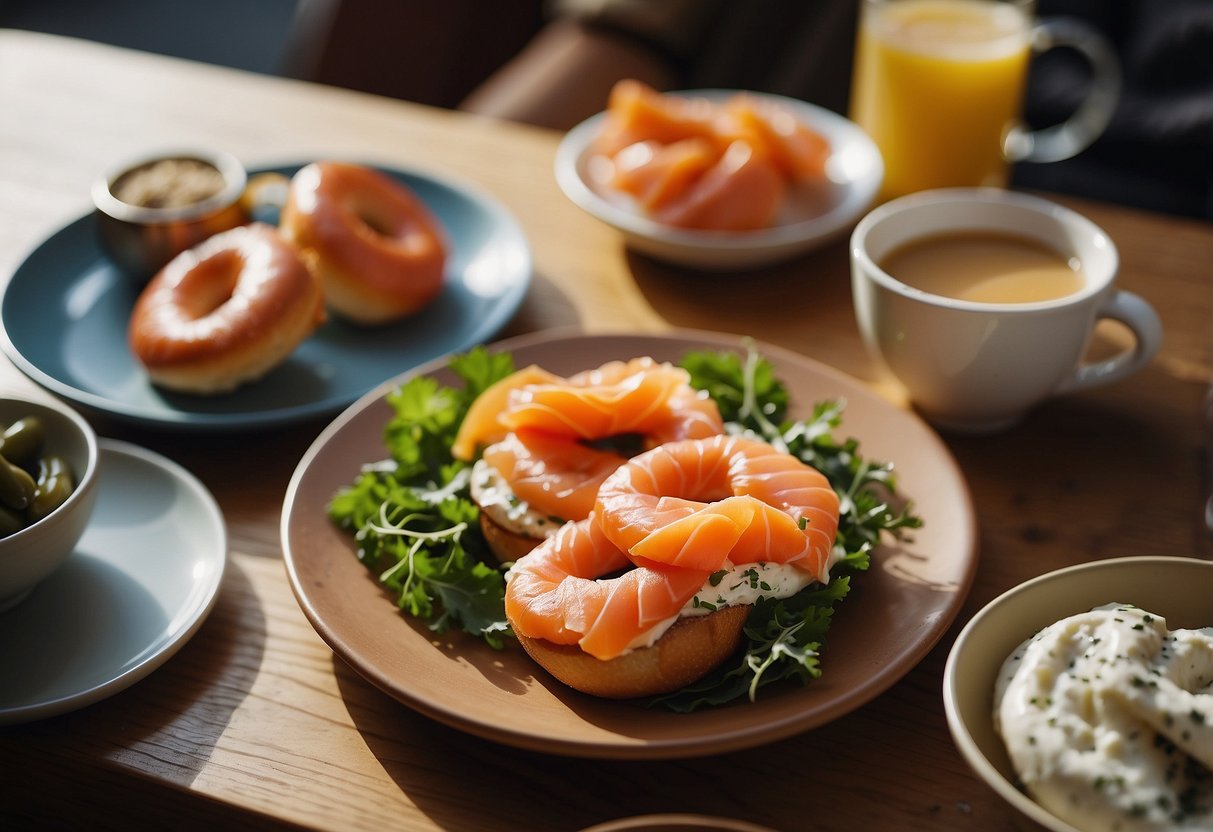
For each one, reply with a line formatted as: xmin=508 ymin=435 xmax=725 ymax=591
xmin=654 ymin=578 xmax=852 ymax=711
xmin=328 ymin=340 xmax=921 ymax=708
xmin=681 ymin=340 xmax=921 ymax=560
xmin=327 ymin=346 xmax=516 ymax=647
xmin=679 ymin=348 xmax=788 ymax=426
xmin=654 ymin=339 xmax=922 ymax=711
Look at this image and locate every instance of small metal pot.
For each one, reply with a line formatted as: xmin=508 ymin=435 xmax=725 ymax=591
xmin=92 ymin=148 xmax=250 ymax=282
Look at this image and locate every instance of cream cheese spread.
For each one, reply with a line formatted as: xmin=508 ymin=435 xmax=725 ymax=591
xmin=470 ymin=459 xmax=564 ymax=540
xmin=995 ymin=604 xmax=1213 ymax=831
xmin=621 ymin=561 xmax=816 ymax=653
xmin=681 ymin=561 xmax=816 ymax=618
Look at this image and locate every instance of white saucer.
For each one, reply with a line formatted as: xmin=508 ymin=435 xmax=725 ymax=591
xmin=0 ymin=439 xmax=226 ymax=724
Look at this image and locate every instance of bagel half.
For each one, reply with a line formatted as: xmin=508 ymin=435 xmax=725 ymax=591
xmin=515 ymin=604 xmax=750 ymax=699
xmin=478 ymin=509 xmax=546 ymax=564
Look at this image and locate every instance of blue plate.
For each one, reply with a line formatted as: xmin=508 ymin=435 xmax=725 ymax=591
xmin=0 ymin=165 xmax=531 ymax=431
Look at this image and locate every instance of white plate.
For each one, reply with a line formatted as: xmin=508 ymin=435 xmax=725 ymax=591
xmin=0 ymin=440 xmax=226 ymax=724
xmin=554 ymin=90 xmax=883 ymax=270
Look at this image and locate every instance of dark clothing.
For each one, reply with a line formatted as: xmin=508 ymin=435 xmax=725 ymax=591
xmin=1016 ymin=0 xmax=1213 ymax=219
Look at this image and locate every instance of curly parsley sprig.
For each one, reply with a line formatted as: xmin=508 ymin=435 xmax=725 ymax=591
xmin=327 ymin=347 xmax=515 ymax=647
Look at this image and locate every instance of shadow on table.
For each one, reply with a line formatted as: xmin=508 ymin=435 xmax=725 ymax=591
xmin=948 ymin=367 xmax=1211 ymax=566
xmin=333 ymin=656 xmax=795 ymax=832
xmin=498 ymin=269 xmax=582 ymax=338
xmin=13 ymin=556 xmax=267 ymax=783
xmin=324 ymin=514 xmax=974 ymax=827
xmin=622 ymin=240 xmax=876 ymax=379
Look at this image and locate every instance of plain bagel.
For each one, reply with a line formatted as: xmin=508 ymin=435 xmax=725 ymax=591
xmin=479 ymin=510 xmax=547 ymax=564
xmin=515 ymin=604 xmax=750 ymax=699
xmin=128 ymin=222 xmax=325 ymax=394
xmin=279 ymin=161 xmax=447 ymax=326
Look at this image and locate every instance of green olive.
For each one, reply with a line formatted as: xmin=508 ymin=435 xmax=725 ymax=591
xmin=28 ymin=455 xmax=75 ymax=524
xmin=0 ymin=455 xmax=37 ymax=511
xmin=0 ymin=417 xmax=44 ymax=469
xmin=0 ymin=505 xmax=24 ymax=538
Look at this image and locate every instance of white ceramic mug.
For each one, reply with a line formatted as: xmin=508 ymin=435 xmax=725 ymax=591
xmin=850 ymin=188 xmax=1162 ymax=433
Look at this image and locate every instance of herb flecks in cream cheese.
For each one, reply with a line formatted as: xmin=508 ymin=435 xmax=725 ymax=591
xmin=619 ymin=562 xmax=816 ymax=654
xmin=683 ymin=562 xmax=815 ymax=617
xmin=470 ymin=459 xmax=564 ymax=540
xmin=996 ymin=604 xmax=1213 ymax=831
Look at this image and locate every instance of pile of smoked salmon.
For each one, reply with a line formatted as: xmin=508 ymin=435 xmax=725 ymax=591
xmin=588 ymin=80 xmax=831 ymax=232
xmin=452 ymin=356 xmax=841 ymax=697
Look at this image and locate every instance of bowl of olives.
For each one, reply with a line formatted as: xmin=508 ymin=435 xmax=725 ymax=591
xmin=0 ymin=395 xmax=98 ymax=612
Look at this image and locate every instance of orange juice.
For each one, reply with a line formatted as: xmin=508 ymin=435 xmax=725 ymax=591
xmin=850 ymin=0 xmax=1032 ymax=200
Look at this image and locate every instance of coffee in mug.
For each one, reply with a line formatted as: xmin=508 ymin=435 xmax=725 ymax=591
xmin=878 ymin=231 xmax=1084 ymax=304
xmin=850 ymin=188 xmax=1162 ymax=433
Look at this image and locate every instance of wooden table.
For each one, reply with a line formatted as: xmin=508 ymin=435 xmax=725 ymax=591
xmin=1 ymin=30 xmax=1211 ymax=831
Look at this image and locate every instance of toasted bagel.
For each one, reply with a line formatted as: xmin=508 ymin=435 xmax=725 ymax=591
xmin=514 ymin=604 xmax=750 ymax=699
xmin=478 ymin=508 xmax=546 ymax=564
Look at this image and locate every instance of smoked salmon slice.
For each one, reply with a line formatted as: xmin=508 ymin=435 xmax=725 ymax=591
xmin=588 ymin=80 xmax=830 ymax=232
xmin=456 ymin=357 xmax=726 ymax=528
xmin=592 ymin=79 xmax=720 ymax=158
xmin=502 ymin=357 xmax=689 ymax=440
xmin=452 ymin=364 xmax=563 ymax=461
xmin=505 ymin=517 xmax=710 ymax=660
xmin=481 ymin=430 xmax=626 ymax=521
xmin=650 ymin=140 xmax=785 ymax=232
xmin=595 ymin=435 xmax=841 ymax=583
xmin=609 ymin=138 xmax=720 ymax=213
xmin=719 ymin=95 xmax=830 ymax=183
xmin=453 ymin=357 xmax=725 ymax=459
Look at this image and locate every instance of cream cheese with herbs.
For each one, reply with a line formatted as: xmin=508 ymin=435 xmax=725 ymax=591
xmin=995 ymin=604 xmax=1213 ymax=831
xmin=621 ymin=561 xmax=816 ymax=652
xmin=682 ymin=562 xmax=815 ymax=617
xmin=470 ymin=459 xmax=564 ymax=540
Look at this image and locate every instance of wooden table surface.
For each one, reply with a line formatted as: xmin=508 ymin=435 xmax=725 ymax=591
xmin=1 ymin=30 xmax=1212 ymax=832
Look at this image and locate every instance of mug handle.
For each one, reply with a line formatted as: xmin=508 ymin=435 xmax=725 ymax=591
xmin=240 ymin=172 xmax=291 ymax=223
xmin=1057 ymin=290 xmax=1162 ymax=394
xmin=1003 ymin=18 xmax=1122 ymax=164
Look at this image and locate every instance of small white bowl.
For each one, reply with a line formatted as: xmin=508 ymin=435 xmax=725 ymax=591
xmin=0 ymin=395 xmax=99 ymax=612
xmin=943 ymin=556 xmax=1213 ymax=832
xmin=554 ymin=90 xmax=883 ymax=271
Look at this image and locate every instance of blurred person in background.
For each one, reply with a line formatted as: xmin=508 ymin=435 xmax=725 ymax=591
xmin=458 ymin=0 xmax=1213 ymax=220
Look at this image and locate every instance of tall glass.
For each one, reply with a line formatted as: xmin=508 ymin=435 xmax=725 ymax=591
xmin=849 ymin=0 xmax=1120 ymax=202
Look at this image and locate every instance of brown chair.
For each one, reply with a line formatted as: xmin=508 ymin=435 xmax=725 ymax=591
xmin=281 ymin=0 xmax=545 ymax=109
